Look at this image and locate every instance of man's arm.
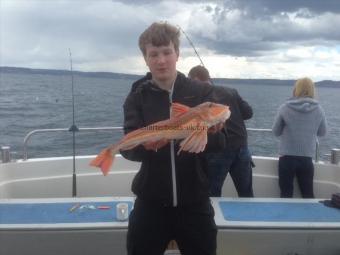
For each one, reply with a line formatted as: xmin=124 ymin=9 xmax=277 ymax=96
xmin=205 ymin=132 xmax=226 ymax=152
xmin=234 ymin=89 xmax=253 ymax=120
xmin=201 ymin=84 xmax=226 ymax=152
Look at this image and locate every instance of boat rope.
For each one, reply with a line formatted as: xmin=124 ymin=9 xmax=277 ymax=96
xmin=69 ymin=48 xmax=78 ymax=197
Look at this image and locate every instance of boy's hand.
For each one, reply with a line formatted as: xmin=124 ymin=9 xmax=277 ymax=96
xmin=208 ymin=122 xmax=224 ymax=133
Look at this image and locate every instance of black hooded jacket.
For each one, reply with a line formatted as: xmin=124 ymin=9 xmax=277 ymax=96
xmin=211 ymin=85 xmax=253 ymax=150
xmin=121 ymin=72 xmax=225 ymax=207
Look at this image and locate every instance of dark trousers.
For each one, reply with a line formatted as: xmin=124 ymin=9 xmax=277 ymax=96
xmin=206 ymin=146 xmax=254 ymax=197
xmin=278 ymin=155 xmax=315 ymax=198
xmin=127 ymin=198 xmax=217 ymax=255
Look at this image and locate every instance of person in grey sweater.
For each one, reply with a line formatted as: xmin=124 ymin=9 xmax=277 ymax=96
xmin=272 ymin=77 xmax=327 ymax=198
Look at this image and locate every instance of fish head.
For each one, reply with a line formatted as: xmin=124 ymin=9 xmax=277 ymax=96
xmin=195 ymin=102 xmax=231 ymax=127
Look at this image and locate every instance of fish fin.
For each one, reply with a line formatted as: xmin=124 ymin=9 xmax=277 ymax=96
xmin=177 ymin=121 xmax=201 ymax=154
xmin=90 ymin=147 xmax=116 ymax=176
xmin=188 ymin=130 xmax=207 ymax=153
xmin=171 ymin=102 xmax=190 ymax=118
xmin=178 ymin=129 xmax=208 ymax=154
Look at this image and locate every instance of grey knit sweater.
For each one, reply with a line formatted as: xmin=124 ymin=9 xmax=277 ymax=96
xmin=272 ymin=97 xmax=327 ymax=157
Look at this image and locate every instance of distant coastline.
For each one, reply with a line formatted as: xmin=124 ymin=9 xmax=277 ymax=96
xmin=0 ymin=66 xmax=141 ymax=80
xmin=1 ymin=66 xmax=340 ymax=87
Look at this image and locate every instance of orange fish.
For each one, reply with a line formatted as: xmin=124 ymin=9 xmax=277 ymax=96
xmin=90 ymin=102 xmax=230 ymax=175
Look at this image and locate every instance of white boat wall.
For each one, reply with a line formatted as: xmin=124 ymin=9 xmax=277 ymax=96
xmin=1 ymin=155 xmax=339 ymax=199
xmin=1 ymin=154 xmax=340 ymax=255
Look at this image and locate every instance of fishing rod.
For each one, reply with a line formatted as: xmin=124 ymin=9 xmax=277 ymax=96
xmin=177 ymin=25 xmax=215 ymax=85
xmin=69 ymin=48 xmax=78 ymax=197
xmin=177 ymin=25 xmax=205 ymax=67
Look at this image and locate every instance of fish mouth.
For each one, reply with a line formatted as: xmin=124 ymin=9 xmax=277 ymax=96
xmin=219 ymin=108 xmax=231 ymax=121
xmin=221 ymin=109 xmax=231 ymax=121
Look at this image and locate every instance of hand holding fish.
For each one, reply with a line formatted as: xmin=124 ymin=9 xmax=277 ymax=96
xmin=90 ymin=102 xmax=230 ymax=176
xmin=208 ymin=122 xmax=224 ymax=133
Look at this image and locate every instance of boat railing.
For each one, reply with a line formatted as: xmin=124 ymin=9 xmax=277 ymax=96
xmin=22 ymin=127 xmax=123 ymax=161
xmin=19 ymin=126 xmax=321 ymax=162
xmin=246 ymin=128 xmax=321 ymax=162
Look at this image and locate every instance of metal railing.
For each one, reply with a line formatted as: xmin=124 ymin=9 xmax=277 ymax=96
xmin=21 ymin=126 xmax=320 ymax=161
xmin=22 ymin=126 xmax=123 ymax=160
xmin=247 ymin=128 xmax=272 ymax=133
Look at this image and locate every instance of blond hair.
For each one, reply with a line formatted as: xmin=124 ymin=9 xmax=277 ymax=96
xmin=138 ymin=22 xmax=180 ymax=56
xmin=293 ymin=77 xmax=315 ymax=98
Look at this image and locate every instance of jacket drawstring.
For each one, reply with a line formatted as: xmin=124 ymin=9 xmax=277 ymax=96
xmin=169 ymin=77 xmax=178 ymax=207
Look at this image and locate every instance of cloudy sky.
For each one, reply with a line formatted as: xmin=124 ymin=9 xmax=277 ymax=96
xmin=1 ymin=0 xmax=340 ymax=81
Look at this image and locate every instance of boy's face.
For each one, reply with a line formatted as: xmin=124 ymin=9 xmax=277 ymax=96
xmin=144 ymin=41 xmax=179 ymax=83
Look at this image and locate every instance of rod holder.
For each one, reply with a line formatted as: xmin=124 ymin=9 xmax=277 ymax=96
xmin=331 ymin=148 xmax=340 ymax=165
xmin=1 ymin=146 xmax=11 ymax=163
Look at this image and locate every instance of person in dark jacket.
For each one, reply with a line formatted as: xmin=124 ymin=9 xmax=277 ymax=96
xmin=121 ymin=22 xmax=225 ymax=255
xmin=188 ymin=65 xmax=254 ymax=197
xmin=272 ymin=77 xmax=327 ymax=198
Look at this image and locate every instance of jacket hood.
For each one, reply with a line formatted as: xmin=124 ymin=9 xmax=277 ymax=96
xmin=285 ymin=97 xmax=319 ymax=113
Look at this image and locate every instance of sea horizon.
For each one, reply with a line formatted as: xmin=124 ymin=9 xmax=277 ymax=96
xmin=1 ymin=66 xmax=340 ymax=88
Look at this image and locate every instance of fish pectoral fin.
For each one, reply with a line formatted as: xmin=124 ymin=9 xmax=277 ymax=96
xmin=171 ymin=102 xmax=191 ymax=118
xmin=188 ymin=130 xmax=208 ymax=153
xmin=178 ymin=129 xmax=208 ymax=155
xmin=178 ymin=132 xmax=196 ymax=154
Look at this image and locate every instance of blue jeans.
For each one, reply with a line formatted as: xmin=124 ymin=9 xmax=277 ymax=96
xmin=278 ymin=155 xmax=314 ymax=198
xmin=206 ymin=146 xmax=254 ymax=197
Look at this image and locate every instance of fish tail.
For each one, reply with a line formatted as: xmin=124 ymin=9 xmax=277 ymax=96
xmin=90 ymin=146 xmax=117 ymax=176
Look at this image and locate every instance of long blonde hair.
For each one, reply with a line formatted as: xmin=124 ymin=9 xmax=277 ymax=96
xmin=293 ymin=77 xmax=315 ymax=98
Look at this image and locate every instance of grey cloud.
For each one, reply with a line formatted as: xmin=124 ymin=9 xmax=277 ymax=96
xmin=173 ymin=0 xmax=340 ymax=14
xmin=1 ymin=1 xmax=148 ymax=68
xmin=113 ymin=0 xmax=340 ymax=58
xmin=2 ymin=0 xmax=339 ymax=76
xmin=185 ymin=1 xmax=340 ymax=57
xmin=227 ymin=0 xmax=340 ymax=15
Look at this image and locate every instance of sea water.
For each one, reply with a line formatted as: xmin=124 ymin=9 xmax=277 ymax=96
xmin=0 ymin=71 xmax=339 ymax=160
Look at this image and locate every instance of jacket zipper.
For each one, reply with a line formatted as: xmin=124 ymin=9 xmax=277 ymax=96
xmin=169 ymin=80 xmax=177 ymax=207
